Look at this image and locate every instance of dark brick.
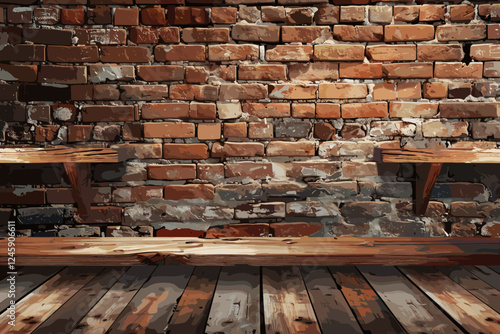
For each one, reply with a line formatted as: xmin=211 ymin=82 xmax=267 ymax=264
xmin=23 ymin=27 xmax=73 ymax=45
xmin=19 ymin=84 xmax=71 ymax=102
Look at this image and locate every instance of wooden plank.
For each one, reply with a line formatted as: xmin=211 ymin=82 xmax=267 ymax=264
xmin=489 ymin=265 xmax=500 ymax=274
xmin=165 ymin=266 xmax=220 ymax=334
xmin=71 ymin=266 xmax=155 ymax=334
xmin=262 ymin=266 xmax=321 ymax=334
xmin=464 ymin=265 xmax=500 ymax=291
xmin=3 ymin=237 xmax=500 ymax=266
xmin=0 ymin=266 xmax=102 ymax=333
xmin=415 ymin=163 xmax=442 ymax=215
xmin=400 ymin=266 xmax=500 ymax=334
xmin=359 ymin=266 xmax=463 ymax=334
xmin=64 ymin=162 xmax=92 ymax=223
xmin=438 ymin=266 xmax=500 ymax=314
xmin=32 ymin=267 xmax=128 ymax=334
xmin=0 ymin=266 xmax=63 ymax=312
xmin=329 ymin=266 xmax=405 ymax=334
xmin=206 ymin=266 xmax=260 ymax=334
xmin=108 ymin=266 xmax=194 ymax=334
xmin=300 ymin=266 xmax=363 ymax=334
xmin=379 ymin=147 xmax=500 ymax=163
xmin=0 ymin=146 xmax=119 ymax=163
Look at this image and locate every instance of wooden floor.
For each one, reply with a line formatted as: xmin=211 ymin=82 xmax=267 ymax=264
xmin=1 ymin=265 xmax=500 ymax=334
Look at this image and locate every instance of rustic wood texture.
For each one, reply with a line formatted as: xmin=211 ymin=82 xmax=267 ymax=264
xmin=32 ymin=267 xmax=127 ymax=334
xmin=438 ymin=266 xmax=500 ymax=314
xmin=415 ymin=163 xmax=443 ymax=215
xmin=63 ymin=162 xmax=92 ymax=223
xmin=72 ymin=266 xmax=155 ymax=334
xmin=165 ymin=266 xmax=220 ymax=334
xmin=401 ymin=266 xmax=500 ymax=334
xmin=464 ymin=265 xmax=500 ymax=291
xmin=263 ymin=266 xmax=321 ymax=334
xmin=0 ymin=267 xmax=101 ymax=333
xmin=359 ymin=266 xmax=462 ymax=333
xmin=206 ymin=266 xmax=260 ymax=334
xmin=2 ymin=237 xmax=499 ymax=266
xmin=300 ymin=266 xmax=363 ymax=334
xmin=108 ymin=266 xmax=193 ymax=334
xmin=329 ymin=266 xmax=406 ymax=334
xmin=379 ymin=148 xmax=500 ymax=163
xmin=0 ymin=146 xmax=119 ymax=163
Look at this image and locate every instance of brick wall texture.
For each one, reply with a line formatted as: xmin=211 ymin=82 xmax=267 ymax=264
xmin=1 ymin=0 xmax=500 ymax=238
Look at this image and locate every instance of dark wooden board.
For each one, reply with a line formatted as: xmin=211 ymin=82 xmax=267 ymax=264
xmin=489 ymin=265 xmax=500 ymax=274
xmin=72 ymin=266 xmax=155 ymax=334
xmin=206 ymin=266 xmax=260 ymax=334
xmin=165 ymin=266 xmax=220 ymax=334
xmin=32 ymin=267 xmax=128 ymax=334
xmin=0 ymin=266 xmax=101 ymax=333
xmin=359 ymin=266 xmax=462 ymax=333
xmin=329 ymin=266 xmax=406 ymax=334
xmin=401 ymin=266 xmax=500 ymax=334
xmin=262 ymin=266 xmax=321 ymax=334
xmin=465 ymin=265 xmax=500 ymax=291
xmin=109 ymin=266 xmax=194 ymax=334
xmin=300 ymin=266 xmax=363 ymax=334
xmin=4 ymin=237 xmax=500 ymax=266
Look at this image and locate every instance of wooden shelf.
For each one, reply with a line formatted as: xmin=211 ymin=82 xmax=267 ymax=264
xmin=1 ymin=237 xmax=499 ymax=266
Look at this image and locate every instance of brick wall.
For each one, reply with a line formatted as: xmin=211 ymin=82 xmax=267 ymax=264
xmin=1 ymin=0 xmax=500 ymax=238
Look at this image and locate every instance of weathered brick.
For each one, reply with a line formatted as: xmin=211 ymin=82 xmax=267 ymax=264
xmin=137 ymin=65 xmax=184 ymax=82
xmin=385 ymin=25 xmax=434 ymax=41
xmin=219 ymin=84 xmax=267 ymax=101
xmin=144 ymin=122 xmax=195 ymax=138
xmin=141 ymin=7 xmax=166 ymax=25
xmin=370 ymin=121 xmax=417 ymax=137
xmin=292 ymin=103 xmax=315 ymax=118
xmin=318 ymin=83 xmax=367 ymax=99
xmin=38 ymin=65 xmax=86 ymax=84
xmin=212 ymin=142 xmax=265 ymax=157
xmin=288 ymin=63 xmax=339 ymax=81
xmin=239 ymin=65 xmax=287 ymax=81
xmin=212 ymin=7 xmax=237 ymax=23
xmin=449 ymin=4 xmax=475 ymax=22
xmin=101 ymin=46 xmax=151 ymax=63
xmin=471 ymin=44 xmax=500 ymax=61
xmin=319 ymin=141 xmax=374 ymax=158
xmin=340 ymin=6 xmax=365 ymax=23
xmin=434 ymin=63 xmax=483 ymax=79
xmin=0 ymin=45 xmax=45 ymax=62
xmin=0 ymin=64 xmax=38 ymax=82
xmin=436 ymin=24 xmax=487 ymax=41
xmin=225 ymin=162 xmax=273 ymax=179
xmin=423 ymin=82 xmax=448 ymax=99
xmin=47 ymin=46 xmax=99 ymax=63
xmin=182 ymin=28 xmax=230 ymax=43
xmin=61 ymin=8 xmax=84 ymax=25
xmin=235 ymin=202 xmax=285 ymax=219
xmin=269 ymin=84 xmax=317 ymax=99
xmin=339 ymin=63 xmax=383 ymax=79
xmin=394 ymin=6 xmax=419 ymax=22
xmin=208 ymin=44 xmax=259 ymax=61
xmin=88 ymin=64 xmax=135 ymax=83
xmin=83 ymin=105 xmax=135 ymax=122
xmin=267 ymin=141 xmax=315 ymax=157
xmin=439 ymin=103 xmax=500 ymax=118
xmin=419 ymin=4 xmax=445 ymax=21
xmin=389 ymin=102 xmax=439 ymax=118
xmin=417 ymin=44 xmax=463 ymax=61
xmin=383 ymin=63 xmax=433 ymax=79
xmin=366 ymin=45 xmax=416 ymax=61
xmin=266 ymin=45 xmax=313 ymax=62
xmin=164 ymin=184 xmax=214 ymax=200
xmin=148 ymin=164 xmax=197 ymax=180
xmin=170 ymin=84 xmax=218 ymax=101
xmin=75 ymin=28 xmax=127 ymax=45
xmin=282 ymin=26 xmax=332 ymax=43
xmin=314 ymin=44 xmax=364 ymax=61
xmin=342 ymin=102 xmax=388 ymax=119
xmin=271 ymin=222 xmax=322 ymax=237
xmin=242 ymin=103 xmax=290 ymax=118
xmin=232 ymin=24 xmax=280 ymax=42
xmin=223 ymin=122 xmax=247 ymax=138
xmin=190 ymin=102 xmax=216 ymax=120
xmin=23 ymin=27 xmax=72 ymax=45
xmin=198 ymin=164 xmax=224 ymax=181
xmin=333 ymin=25 xmax=383 ymax=42
xmin=155 ymin=45 xmax=205 ymax=62
xmin=369 ymin=6 xmax=392 ymax=24
xmin=484 ymin=62 xmax=500 ymax=77
xmin=34 ymin=7 xmax=59 ymax=25
xmin=314 ymin=4 xmax=339 ymax=24
xmin=422 ymin=120 xmax=468 ymax=138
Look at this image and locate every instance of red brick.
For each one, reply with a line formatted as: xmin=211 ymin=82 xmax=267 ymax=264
xmin=156 ymin=228 xmax=205 ymax=238
xmin=212 ymin=142 xmax=265 ymax=157
xmin=225 ymin=162 xmax=273 ymax=179
xmin=232 ymin=24 xmax=280 ymax=42
xmin=219 ymin=84 xmax=267 ymax=100
xmin=190 ymin=102 xmax=216 ymax=119
xmin=439 ymin=103 xmax=500 ymax=118
xmin=206 ymin=223 xmax=270 ymax=238
xmin=282 ymin=26 xmax=332 ymax=43
xmin=489 ymin=24 xmax=500 ymax=39
xmin=389 ymin=102 xmax=439 ymax=118
xmin=75 ymin=28 xmax=127 ymax=45
xmin=340 ymin=6 xmax=365 ymax=23
xmin=315 ymin=4 xmax=339 ymax=24
xmin=137 ymin=65 xmax=184 ymax=81
xmin=271 ymin=222 xmax=322 ymax=237
xmin=333 ymin=25 xmax=383 ymax=41
xmin=144 ymin=122 xmax=195 ymax=138
xmin=83 ymin=106 xmax=135 ymax=122
xmin=471 ymin=44 xmax=500 ymax=61
xmin=164 ymin=143 xmax=208 ymax=160
xmin=7 ymin=6 xmax=32 ymax=24
xmin=141 ymin=7 xmax=166 ymax=25
xmin=316 ymin=104 xmax=341 ymax=118
xmin=0 ymin=27 xmax=22 ymax=44
xmin=35 ymin=125 xmax=60 ymax=142
xmin=170 ymin=84 xmax=218 ymax=101
xmin=129 ymin=27 xmax=159 ymax=44
xmin=342 ymin=102 xmax=388 ymax=118
xmin=173 ymin=7 xmax=209 ymax=26
xmin=385 ymin=25 xmax=435 ymax=41
xmin=208 ymin=44 xmax=259 ymax=61
xmin=314 ymin=122 xmax=335 ymax=140
xmin=197 ymin=164 xmax=224 ymax=181
xmin=61 ymin=8 xmax=84 ymax=25
xmin=148 ymin=164 xmax=197 ymax=180
xmin=266 ymin=45 xmax=313 ymax=62
xmin=0 ymin=45 xmax=45 ymax=62
xmin=484 ymin=62 xmax=500 ymax=77
xmin=211 ymin=7 xmax=237 ymax=23
xmin=100 ymin=46 xmax=151 ymax=63
xmin=223 ymin=122 xmax=247 ymax=138
xmin=0 ymin=64 xmax=37 ymax=82
xmin=397 ymin=82 xmax=421 ymax=99
xmin=369 ymin=6 xmax=392 ymax=24
xmin=366 ymin=45 xmax=416 ymax=61
xmin=292 ymin=103 xmax=315 ymax=118
xmin=198 ymin=123 xmax=221 ymax=140
xmin=434 ymin=63 xmax=483 ymax=79
xmin=314 ymin=44 xmax=364 ymax=61
xmin=239 ymin=65 xmax=286 ymax=81
xmin=164 ymin=184 xmax=214 ymax=200
xmin=267 ymin=141 xmax=315 ymax=157
xmin=68 ymin=125 xmax=93 ymax=142
xmin=269 ymin=84 xmax=317 ymax=99
xmin=38 ymin=65 xmax=86 ymax=84
xmin=87 ymin=5 xmax=111 ymax=25
xmin=419 ymin=4 xmax=445 ymax=21
xmin=182 ymin=28 xmax=230 ymax=43
xmin=318 ymin=83 xmax=367 ymax=99
xmin=114 ymin=7 xmax=139 ymax=25
xmin=382 ymin=63 xmax=433 ymax=79
xmin=248 ymin=122 xmax=273 ymax=139
xmin=288 ymin=62 xmax=339 ymax=81
xmin=120 ymin=85 xmax=169 ymax=101
xmin=141 ymin=103 xmax=188 ymax=119
xmin=436 ymin=24 xmax=487 ymax=41
xmin=423 ymin=83 xmax=448 ymax=99
xmin=394 ymin=6 xmax=419 ymax=22
xmin=339 ymin=63 xmax=383 ymax=79
xmin=417 ymin=44 xmax=464 ymax=61
xmin=242 ymin=103 xmax=290 ymax=118
xmin=47 ymin=46 xmax=99 ymax=62
xmin=449 ymin=4 xmax=475 ymax=22
xmin=155 ymin=45 xmax=205 ymax=61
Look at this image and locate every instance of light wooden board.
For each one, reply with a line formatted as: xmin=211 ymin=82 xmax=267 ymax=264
xmin=465 ymin=265 xmax=500 ymax=291
xmin=380 ymin=148 xmax=500 ymax=163
xmin=165 ymin=266 xmax=220 ymax=334
xmin=32 ymin=267 xmax=128 ymax=334
xmin=71 ymin=266 xmax=155 ymax=334
xmin=329 ymin=266 xmax=406 ymax=334
xmin=438 ymin=266 xmax=500 ymax=314
xmin=0 ymin=146 xmax=119 ymax=163
xmin=359 ymin=266 xmax=462 ymax=333
xmin=108 ymin=266 xmax=194 ymax=334
xmin=206 ymin=265 xmax=260 ymax=334
xmin=300 ymin=266 xmax=363 ymax=334
xmin=262 ymin=266 xmax=321 ymax=334
xmin=3 ymin=237 xmax=500 ymax=266
xmin=0 ymin=266 xmax=63 ymax=312
xmin=0 ymin=267 xmax=101 ymax=333
xmin=401 ymin=266 xmax=500 ymax=334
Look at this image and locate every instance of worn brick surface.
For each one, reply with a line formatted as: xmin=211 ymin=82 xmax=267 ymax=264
xmin=1 ymin=0 xmax=499 ymax=237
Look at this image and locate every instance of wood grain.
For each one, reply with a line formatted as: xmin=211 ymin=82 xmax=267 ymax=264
xmin=329 ymin=266 xmax=406 ymax=334
xmin=464 ymin=265 xmax=500 ymax=291
xmin=0 ymin=146 xmax=119 ymax=163
xmin=300 ymin=266 xmax=363 ymax=334
xmin=262 ymin=266 xmax=321 ymax=334
xmin=165 ymin=266 xmax=220 ymax=334
xmin=206 ymin=266 xmax=260 ymax=334
xmin=401 ymin=266 xmax=500 ymax=334
xmin=359 ymin=266 xmax=462 ymax=333
xmin=108 ymin=265 xmax=194 ymax=334
xmin=415 ymin=163 xmax=442 ymax=215
xmin=63 ymin=162 xmax=92 ymax=223
xmin=379 ymin=147 xmax=500 ymax=163
xmin=2 ymin=237 xmax=499 ymax=266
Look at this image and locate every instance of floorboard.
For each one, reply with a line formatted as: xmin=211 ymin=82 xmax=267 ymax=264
xmin=465 ymin=265 xmax=500 ymax=291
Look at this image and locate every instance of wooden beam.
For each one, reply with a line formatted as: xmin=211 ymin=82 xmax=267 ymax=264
xmin=63 ymin=162 xmax=92 ymax=223
xmin=415 ymin=163 xmax=442 ymax=216
xmin=0 ymin=146 xmax=119 ymax=163
xmin=1 ymin=237 xmax=499 ymax=267
xmin=380 ymin=148 xmax=500 ymax=164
